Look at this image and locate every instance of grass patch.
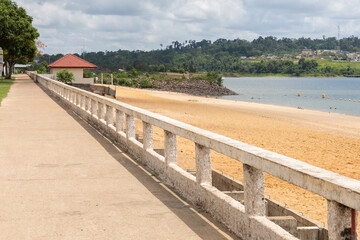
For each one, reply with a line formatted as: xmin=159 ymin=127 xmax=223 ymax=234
xmin=0 ymin=77 xmax=14 ymax=105
xmin=317 ymin=59 xmax=360 ymax=70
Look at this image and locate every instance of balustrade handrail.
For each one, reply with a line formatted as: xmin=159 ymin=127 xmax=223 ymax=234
xmin=30 ymin=72 xmax=360 ymax=212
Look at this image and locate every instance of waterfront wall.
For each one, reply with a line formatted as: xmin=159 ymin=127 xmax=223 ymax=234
xmin=28 ymin=72 xmax=359 ymax=240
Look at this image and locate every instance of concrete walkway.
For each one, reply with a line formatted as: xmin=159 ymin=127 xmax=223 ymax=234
xmin=0 ymin=75 xmax=236 ymax=240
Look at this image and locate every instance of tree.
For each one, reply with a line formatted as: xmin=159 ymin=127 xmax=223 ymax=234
xmin=56 ymin=70 xmax=74 ymax=84
xmin=0 ymin=0 xmax=39 ymax=78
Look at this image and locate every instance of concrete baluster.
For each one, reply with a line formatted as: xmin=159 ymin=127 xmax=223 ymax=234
xmin=77 ymin=94 xmax=81 ymax=107
xmin=81 ymin=95 xmax=86 ymax=110
xmin=91 ymin=99 xmax=97 ymax=116
xmin=327 ymin=201 xmax=358 ymax=240
xmin=125 ymin=114 xmax=135 ymax=139
xmin=98 ymin=102 xmax=105 ymax=120
xmin=116 ymin=110 xmax=124 ymax=133
xmin=75 ymin=93 xmax=79 ymax=106
xmin=243 ymin=164 xmax=266 ymax=216
xmin=85 ymin=97 xmax=91 ymax=112
xmin=71 ymin=92 xmax=75 ymax=104
xmin=195 ymin=143 xmax=212 ymax=186
xmin=142 ymin=122 xmax=153 ymax=150
xmin=164 ymin=131 xmax=177 ymax=166
xmin=105 ymin=105 xmax=114 ymax=126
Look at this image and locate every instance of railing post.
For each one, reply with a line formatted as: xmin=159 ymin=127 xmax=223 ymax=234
xmin=106 ymin=105 xmax=114 ymax=126
xmin=125 ymin=114 xmax=135 ymax=139
xmin=143 ymin=122 xmax=153 ymax=150
xmin=243 ymin=164 xmax=266 ymax=216
xmin=195 ymin=143 xmax=212 ymax=186
xmin=327 ymin=201 xmax=358 ymax=240
xmin=77 ymin=94 xmax=81 ymax=107
xmin=86 ymin=97 xmax=91 ymax=113
xmin=164 ymin=130 xmax=177 ymax=166
xmin=75 ymin=93 xmax=80 ymax=106
xmin=81 ymin=95 xmax=86 ymax=110
xmin=71 ymin=92 xmax=75 ymax=104
xmin=98 ymin=102 xmax=105 ymax=120
xmin=91 ymin=99 xmax=97 ymax=116
xmin=116 ymin=110 xmax=124 ymax=132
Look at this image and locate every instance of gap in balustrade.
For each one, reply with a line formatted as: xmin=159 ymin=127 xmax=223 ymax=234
xmin=176 ymin=136 xmax=196 ymax=172
xmin=152 ymin=126 xmax=165 ymax=156
xmin=134 ymin=118 xmax=143 ymax=144
xmin=210 ymin=149 xmax=244 ymax=183
xmin=264 ymin=174 xmax=328 ymax=229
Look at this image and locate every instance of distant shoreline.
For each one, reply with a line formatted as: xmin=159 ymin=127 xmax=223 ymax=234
xmin=222 ymin=73 xmax=343 ymax=78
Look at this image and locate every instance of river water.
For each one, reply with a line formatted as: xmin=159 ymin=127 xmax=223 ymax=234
xmin=221 ymin=77 xmax=360 ymax=116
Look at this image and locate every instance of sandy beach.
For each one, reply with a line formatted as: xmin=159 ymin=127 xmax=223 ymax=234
xmin=114 ymin=86 xmax=360 ymax=227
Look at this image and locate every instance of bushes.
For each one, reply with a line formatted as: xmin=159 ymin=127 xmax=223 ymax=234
xmin=115 ymin=77 xmax=156 ymax=89
xmin=206 ymin=71 xmax=223 ymax=86
xmin=56 ymin=70 xmax=74 ymax=84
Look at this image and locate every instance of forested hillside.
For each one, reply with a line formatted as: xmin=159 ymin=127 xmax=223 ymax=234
xmin=36 ymin=36 xmax=360 ymax=75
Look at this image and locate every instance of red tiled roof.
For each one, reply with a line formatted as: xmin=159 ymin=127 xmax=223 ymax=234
xmin=48 ymin=54 xmax=97 ymax=69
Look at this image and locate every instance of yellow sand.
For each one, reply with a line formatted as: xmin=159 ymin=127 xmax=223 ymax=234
xmin=114 ymin=86 xmax=360 ymax=228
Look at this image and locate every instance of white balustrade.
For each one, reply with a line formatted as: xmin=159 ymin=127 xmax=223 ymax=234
xmin=28 ymin=72 xmax=360 ymax=240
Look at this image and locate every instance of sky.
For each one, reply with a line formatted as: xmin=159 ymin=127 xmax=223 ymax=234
xmin=13 ymin=0 xmax=360 ymax=54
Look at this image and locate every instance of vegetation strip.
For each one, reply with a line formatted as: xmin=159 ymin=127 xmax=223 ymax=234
xmin=30 ymin=36 xmax=360 ymax=77
xmin=0 ymin=77 xmax=13 ymax=105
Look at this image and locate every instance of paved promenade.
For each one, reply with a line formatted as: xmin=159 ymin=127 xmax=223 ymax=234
xmin=0 ymin=75 xmax=235 ymax=239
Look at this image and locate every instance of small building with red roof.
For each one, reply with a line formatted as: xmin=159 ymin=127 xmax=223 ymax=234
xmin=48 ymin=54 xmax=97 ymax=84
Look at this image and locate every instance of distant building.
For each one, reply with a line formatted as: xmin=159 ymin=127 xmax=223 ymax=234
xmin=347 ymin=52 xmax=360 ymax=62
xmin=48 ymin=54 xmax=97 ymax=84
xmin=282 ymin=54 xmax=292 ymax=59
xmin=301 ymin=49 xmax=313 ymax=57
xmin=267 ymin=55 xmax=278 ymax=59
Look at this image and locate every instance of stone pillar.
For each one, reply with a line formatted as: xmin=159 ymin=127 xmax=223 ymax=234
xmin=116 ymin=110 xmax=124 ymax=132
xmin=164 ymin=130 xmax=177 ymax=166
xmin=243 ymin=164 xmax=266 ymax=216
xmin=75 ymin=93 xmax=80 ymax=106
xmin=91 ymin=100 xmax=97 ymax=116
xmin=125 ymin=114 xmax=135 ymax=139
xmin=80 ymin=95 xmax=85 ymax=110
xmin=106 ymin=105 xmax=114 ymax=126
xmin=111 ymin=74 xmax=113 ymax=85
xmin=85 ymin=97 xmax=91 ymax=112
xmin=195 ymin=143 xmax=212 ymax=186
xmin=328 ymin=201 xmax=358 ymax=240
xmin=142 ymin=122 xmax=153 ymax=150
xmin=101 ymin=73 xmax=103 ymax=84
xmin=72 ymin=92 xmax=76 ymax=104
xmin=98 ymin=103 xmax=105 ymax=120
xmin=69 ymin=91 xmax=73 ymax=103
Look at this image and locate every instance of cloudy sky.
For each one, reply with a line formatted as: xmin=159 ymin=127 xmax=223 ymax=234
xmin=13 ymin=0 xmax=360 ymax=54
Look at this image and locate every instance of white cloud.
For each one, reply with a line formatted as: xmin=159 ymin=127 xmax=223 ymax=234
xmin=12 ymin=0 xmax=360 ymax=54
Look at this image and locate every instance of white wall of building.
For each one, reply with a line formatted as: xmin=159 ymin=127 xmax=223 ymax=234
xmin=50 ymin=68 xmax=94 ymax=84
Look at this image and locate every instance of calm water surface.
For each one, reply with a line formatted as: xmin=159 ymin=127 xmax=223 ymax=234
xmin=221 ymin=77 xmax=360 ymax=116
